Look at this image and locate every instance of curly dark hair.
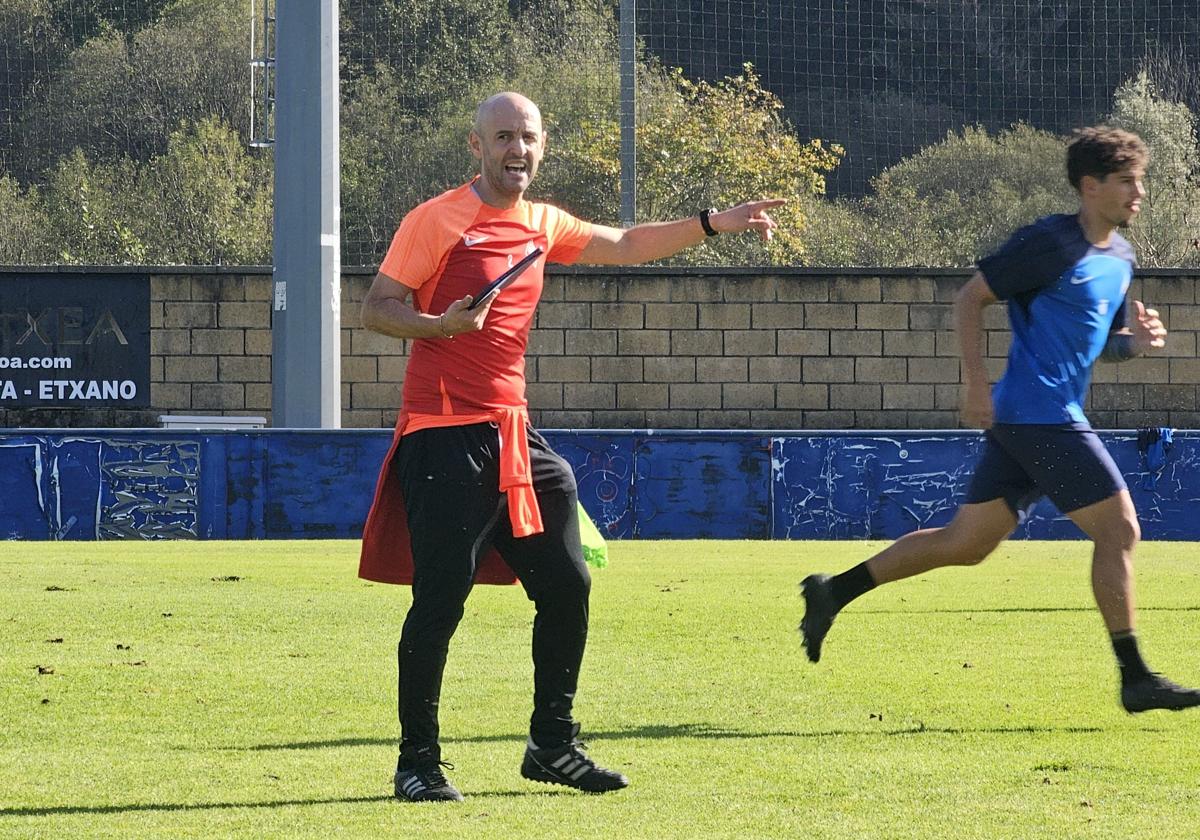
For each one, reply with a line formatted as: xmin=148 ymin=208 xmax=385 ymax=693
xmin=1066 ymin=126 xmax=1149 ymax=189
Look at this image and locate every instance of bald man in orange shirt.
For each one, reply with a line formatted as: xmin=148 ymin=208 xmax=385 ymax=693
xmin=360 ymin=91 xmax=784 ymax=802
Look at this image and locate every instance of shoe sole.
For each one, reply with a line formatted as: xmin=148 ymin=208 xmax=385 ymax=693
xmin=393 ymin=788 xmax=465 ymax=802
xmin=1122 ymin=700 xmax=1200 ymax=714
xmin=800 ymin=574 xmax=834 ymax=663
xmin=521 ymin=759 xmax=629 ymax=793
xmin=521 ymin=771 xmax=626 ymax=793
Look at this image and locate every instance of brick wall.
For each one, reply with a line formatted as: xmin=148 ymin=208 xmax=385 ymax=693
xmin=523 ymin=268 xmax=1198 ymax=430
xmin=3 ymin=266 xmax=1197 ymax=429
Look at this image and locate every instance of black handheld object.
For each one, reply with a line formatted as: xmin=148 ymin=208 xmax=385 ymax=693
xmin=466 ymin=247 xmax=544 ymax=310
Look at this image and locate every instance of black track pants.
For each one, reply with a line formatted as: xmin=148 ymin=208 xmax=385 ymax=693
xmin=394 ymin=423 xmax=591 ymax=766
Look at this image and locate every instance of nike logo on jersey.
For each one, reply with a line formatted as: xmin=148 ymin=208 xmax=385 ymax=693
xmin=463 ymin=235 xmax=489 ymax=247
xmin=1070 ymin=274 xmax=1100 ymax=285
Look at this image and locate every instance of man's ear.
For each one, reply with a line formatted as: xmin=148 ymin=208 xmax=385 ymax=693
xmin=468 ymin=130 xmax=482 ymax=161
xmin=541 ymin=130 xmax=549 ymax=154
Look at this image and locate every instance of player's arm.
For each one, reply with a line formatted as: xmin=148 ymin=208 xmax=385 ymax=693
xmin=360 ymin=271 xmax=491 ymax=340
xmin=576 ymin=199 xmax=786 ymax=265
xmin=955 ymin=271 xmax=998 ymax=429
xmin=1101 ymin=300 xmax=1166 ymax=361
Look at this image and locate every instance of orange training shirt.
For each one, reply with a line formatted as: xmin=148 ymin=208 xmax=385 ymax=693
xmin=377 ymin=179 xmax=593 ymax=538
xmin=379 ymin=179 xmax=593 ymax=424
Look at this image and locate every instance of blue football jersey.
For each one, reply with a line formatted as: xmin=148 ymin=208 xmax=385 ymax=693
xmin=977 ymin=214 xmax=1135 ymax=424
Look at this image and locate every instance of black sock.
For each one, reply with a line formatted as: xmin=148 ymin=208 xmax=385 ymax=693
xmin=398 ymin=744 xmax=440 ymax=771
xmin=829 ymin=562 xmax=877 ymax=611
xmin=1111 ymin=630 xmax=1152 ymax=684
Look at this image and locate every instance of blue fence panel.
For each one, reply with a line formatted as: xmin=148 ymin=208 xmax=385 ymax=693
xmin=544 ymin=432 xmax=637 ymax=539
xmin=261 ymin=431 xmax=392 ymax=539
xmin=772 ymin=433 xmax=985 ymax=540
xmin=93 ymin=436 xmax=201 ymax=540
xmin=1126 ymin=431 xmax=1200 ymax=540
xmin=632 ymin=434 xmax=772 ymax=539
xmin=49 ymin=438 xmax=104 ymax=540
xmin=1 ymin=428 xmax=1199 ymax=541
xmin=0 ymin=438 xmax=50 ymax=540
xmin=221 ymin=433 xmax=263 ymax=540
xmin=1058 ymin=430 xmax=1200 ymax=541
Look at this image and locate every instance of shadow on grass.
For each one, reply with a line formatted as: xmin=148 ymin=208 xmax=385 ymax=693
xmin=0 ymin=788 xmax=570 ymax=819
xmin=18 ymin=723 xmax=1127 ymax=818
xmin=0 ymin=795 xmax=391 ymax=818
xmin=238 ymin=720 xmax=1112 ymax=752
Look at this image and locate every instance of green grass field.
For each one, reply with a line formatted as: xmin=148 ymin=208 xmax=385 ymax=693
xmin=3 ymin=540 xmax=1200 ymax=839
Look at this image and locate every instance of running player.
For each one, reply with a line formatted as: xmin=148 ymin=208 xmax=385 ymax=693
xmin=799 ymin=126 xmax=1200 ymax=715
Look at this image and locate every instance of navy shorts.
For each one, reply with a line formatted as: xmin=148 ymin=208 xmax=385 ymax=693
xmin=965 ymin=423 xmax=1127 ymax=517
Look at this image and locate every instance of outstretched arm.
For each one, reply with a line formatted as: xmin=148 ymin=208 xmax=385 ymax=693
xmin=576 ymin=199 xmax=786 ymax=266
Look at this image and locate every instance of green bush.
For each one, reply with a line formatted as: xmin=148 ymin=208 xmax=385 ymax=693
xmin=533 ymin=62 xmax=843 ymax=266
xmin=869 ymin=124 xmax=1073 ymax=266
xmin=802 ymin=124 xmax=1073 ymax=267
xmin=42 ymin=118 xmax=271 ymax=265
xmin=1110 ymin=71 xmax=1200 ymax=267
xmin=132 ymin=117 xmax=272 ymax=265
xmin=0 ymin=173 xmax=54 ymax=264
xmin=42 ymin=149 xmax=147 ymax=264
xmin=15 ymin=0 xmax=247 ymax=180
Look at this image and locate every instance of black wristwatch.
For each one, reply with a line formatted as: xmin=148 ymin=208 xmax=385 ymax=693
xmin=699 ymin=207 xmax=719 ymax=237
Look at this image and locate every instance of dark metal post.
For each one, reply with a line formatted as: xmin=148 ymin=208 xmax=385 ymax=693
xmin=619 ymin=0 xmax=637 ymax=227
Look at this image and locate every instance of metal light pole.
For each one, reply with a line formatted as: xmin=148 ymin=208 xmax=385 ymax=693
xmin=619 ymin=0 xmax=637 ymax=227
xmin=269 ymin=0 xmax=341 ymax=428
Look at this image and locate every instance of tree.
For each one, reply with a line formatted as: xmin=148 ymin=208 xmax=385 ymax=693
xmin=340 ymin=67 xmax=468 ymax=266
xmin=1110 ymin=71 xmax=1200 ymax=267
xmin=340 ymin=0 xmax=516 ymax=116
xmin=634 ymin=65 xmax=841 ymax=266
xmin=341 ymin=67 xmax=429 ymax=267
xmin=41 ymin=118 xmax=271 ymax=265
xmin=132 ymin=117 xmax=272 ymax=265
xmin=339 ymin=1 xmax=620 ymax=265
xmin=801 ymin=124 xmax=1073 ymax=267
xmin=865 ymin=124 xmax=1074 ymax=265
xmin=42 ymin=149 xmax=148 ymax=264
xmin=0 ymin=173 xmax=54 ymax=263
xmin=45 ymin=0 xmax=173 ymax=44
xmin=538 ymin=63 xmax=842 ymax=266
xmin=14 ymin=0 xmax=247 ymax=180
xmin=341 ymin=3 xmax=846 ymax=267
xmin=1143 ymin=38 xmax=1200 ymax=121
xmin=0 ymin=0 xmax=67 ymax=177
xmin=801 ymin=77 xmax=1200 ymax=269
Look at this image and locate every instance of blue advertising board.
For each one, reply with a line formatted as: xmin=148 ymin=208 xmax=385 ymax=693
xmin=0 ymin=429 xmax=1195 ymax=542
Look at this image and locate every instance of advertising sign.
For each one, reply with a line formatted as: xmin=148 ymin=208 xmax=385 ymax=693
xmin=0 ymin=274 xmax=151 ymax=408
